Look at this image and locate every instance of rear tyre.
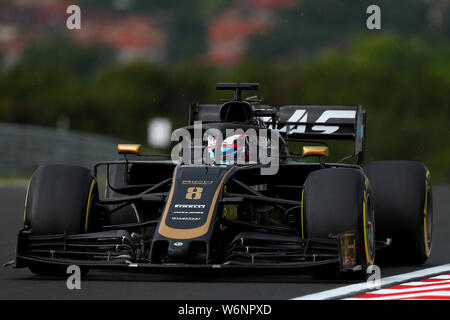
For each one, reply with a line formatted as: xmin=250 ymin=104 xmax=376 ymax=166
xmin=362 ymin=161 xmax=432 ymax=265
xmin=24 ymin=164 xmax=97 ymax=275
xmin=303 ymin=168 xmax=375 ymax=278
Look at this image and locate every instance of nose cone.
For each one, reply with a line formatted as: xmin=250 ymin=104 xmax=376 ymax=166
xmin=167 ymin=240 xmax=189 ymax=260
xmin=150 ymin=165 xmax=235 ymax=263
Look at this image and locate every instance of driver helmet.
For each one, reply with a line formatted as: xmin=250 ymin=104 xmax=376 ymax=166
xmin=207 ymin=134 xmax=270 ymax=165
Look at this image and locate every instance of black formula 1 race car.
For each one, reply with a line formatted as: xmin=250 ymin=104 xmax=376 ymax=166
xmin=10 ymin=82 xmax=433 ymax=279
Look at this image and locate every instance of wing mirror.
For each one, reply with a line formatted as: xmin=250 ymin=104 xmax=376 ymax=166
xmin=302 ymin=146 xmax=329 ymax=157
xmin=117 ymin=144 xmax=142 ymax=155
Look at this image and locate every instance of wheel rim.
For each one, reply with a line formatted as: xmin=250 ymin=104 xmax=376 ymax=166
xmin=424 ymin=181 xmax=432 ymax=257
xmin=365 ymin=193 xmax=375 ymax=264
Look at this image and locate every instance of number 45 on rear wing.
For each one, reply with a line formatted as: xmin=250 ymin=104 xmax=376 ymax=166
xmin=189 ymin=103 xmax=366 ymax=164
xmin=269 ymin=105 xmax=366 ymax=164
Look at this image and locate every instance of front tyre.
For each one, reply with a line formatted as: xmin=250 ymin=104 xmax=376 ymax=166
xmin=303 ymin=168 xmax=375 ymax=278
xmin=23 ymin=164 xmax=97 ymax=275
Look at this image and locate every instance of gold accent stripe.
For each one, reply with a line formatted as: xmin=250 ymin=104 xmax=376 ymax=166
xmin=158 ymin=166 xmax=234 ymax=239
xmin=84 ymin=179 xmax=96 ymax=232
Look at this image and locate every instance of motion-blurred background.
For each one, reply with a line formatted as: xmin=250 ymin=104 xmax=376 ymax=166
xmin=0 ymin=0 xmax=449 ymax=181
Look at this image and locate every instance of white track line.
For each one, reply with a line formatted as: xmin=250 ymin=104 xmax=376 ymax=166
xmin=292 ymin=263 xmax=450 ymax=300
xmin=398 ymin=280 xmax=450 ymax=286
xmin=347 ymin=290 xmax=450 ymax=300
xmin=367 ymin=283 xmax=450 ymax=294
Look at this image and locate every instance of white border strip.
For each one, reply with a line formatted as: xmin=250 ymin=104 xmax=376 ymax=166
xmin=346 ymin=290 xmax=450 ymax=300
xmin=292 ymin=263 xmax=450 ymax=300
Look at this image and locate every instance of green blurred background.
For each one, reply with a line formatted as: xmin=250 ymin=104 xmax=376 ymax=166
xmin=0 ymin=0 xmax=449 ymax=180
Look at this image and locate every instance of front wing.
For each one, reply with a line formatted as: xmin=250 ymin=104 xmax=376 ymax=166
xmin=13 ymin=229 xmax=363 ymax=273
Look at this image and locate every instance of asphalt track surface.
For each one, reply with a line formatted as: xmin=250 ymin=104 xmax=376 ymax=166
xmin=1 ymin=185 xmax=449 ymax=300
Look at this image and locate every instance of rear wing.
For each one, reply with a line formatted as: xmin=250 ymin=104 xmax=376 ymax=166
xmin=277 ymin=105 xmax=366 ymax=161
xmin=188 ymin=103 xmax=366 ymax=162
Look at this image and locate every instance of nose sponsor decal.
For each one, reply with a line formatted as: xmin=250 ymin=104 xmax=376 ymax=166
xmin=157 ymin=165 xmax=234 ymax=239
xmin=185 ymin=187 xmax=204 ymax=200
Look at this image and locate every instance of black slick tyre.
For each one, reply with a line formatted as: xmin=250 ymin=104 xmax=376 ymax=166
xmin=303 ymin=168 xmax=375 ymax=278
xmin=362 ymin=161 xmax=432 ymax=265
xmin=24 ymin=164 xmax=97 ymax=275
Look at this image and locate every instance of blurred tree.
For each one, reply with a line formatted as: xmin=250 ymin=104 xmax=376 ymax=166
xmin=0 ymin=34 xmax=449 ymax=180
xmin=19 ymin=36 xmax=113 ymax=77
xmin=0 ymin=37 xmax=113 ymax=127
xmin=247 ymin=0 xmax=448 ymax=62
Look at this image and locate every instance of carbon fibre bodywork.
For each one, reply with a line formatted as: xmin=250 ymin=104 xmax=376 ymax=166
xmin=12 ymin=82 xmax=380 ymax=275
xmin=14 ymin=161 xmax=368 ymax=273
